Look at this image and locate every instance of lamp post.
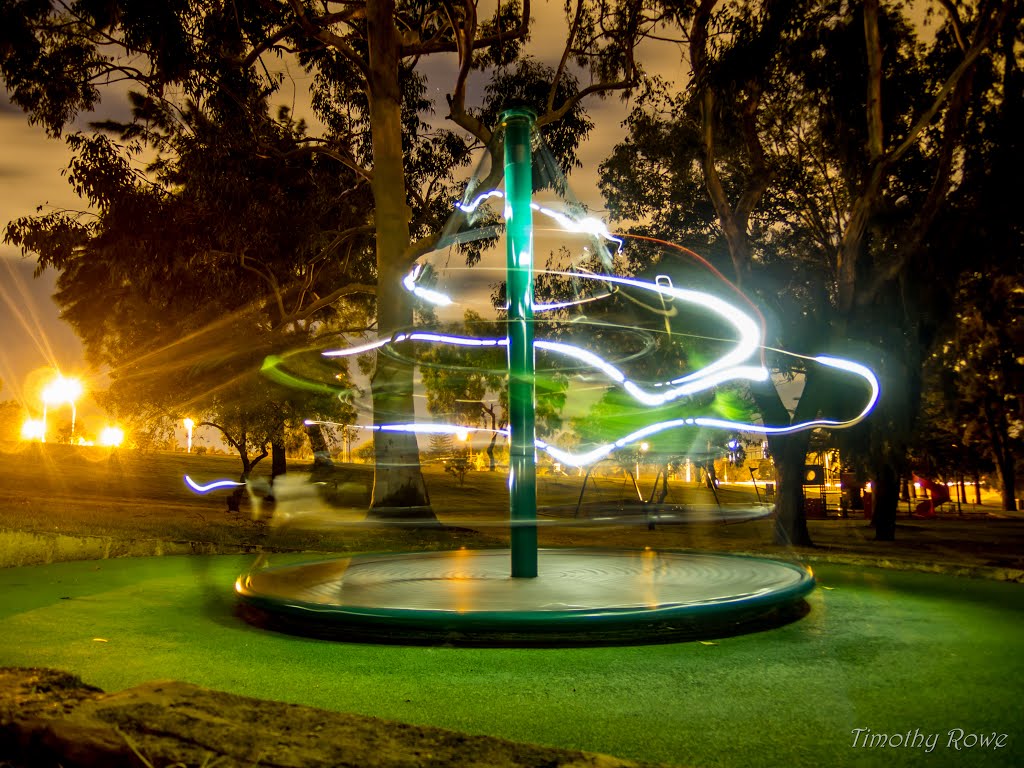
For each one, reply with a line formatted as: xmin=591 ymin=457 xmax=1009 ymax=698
xmin=637 ymin=441 xmax=650 ymax=483
xmin=42 ymin=376 xmax=83 ymax=443
xmin=183 ymin=418 xmax=195 ymax=453
xmin=456 ymin=427 xmax=472 ymax=462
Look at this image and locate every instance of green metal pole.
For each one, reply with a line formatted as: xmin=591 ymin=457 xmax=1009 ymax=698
xmin=502 ymin=107 xmax=538 ymax=578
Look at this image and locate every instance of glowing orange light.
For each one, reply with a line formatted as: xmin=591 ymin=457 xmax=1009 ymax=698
xmin=41 ymin=374 xmax=84 ymax=442
xmin=20 ymin=419 xmax=45 ymax=441
xmin=99 ymin=426 xmax=125 ymax=447
xmin=183 ymin=417 xmax=195 ymax=453
xmin=42 ymin=376 xmax=82 ymax=405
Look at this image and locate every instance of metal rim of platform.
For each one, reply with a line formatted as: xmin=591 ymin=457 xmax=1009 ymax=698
xmin=235 ymin=549 xmax=816 ymax=646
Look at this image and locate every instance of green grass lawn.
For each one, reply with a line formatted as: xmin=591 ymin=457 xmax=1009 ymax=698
xmin=2 ymin=441 xmax=1023 ymax=766
xmin=1 ymin=555 xmax=1021 ymax=767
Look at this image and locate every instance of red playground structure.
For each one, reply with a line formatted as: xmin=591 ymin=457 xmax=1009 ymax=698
xmin=911 ymin=475 xmax=951 ymax=518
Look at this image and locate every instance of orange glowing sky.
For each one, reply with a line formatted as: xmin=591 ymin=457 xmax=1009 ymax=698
xmin=0 ymin=8 xmax=693 ymax=414
xmin=0 ymin=98 xmax=89 ymax=408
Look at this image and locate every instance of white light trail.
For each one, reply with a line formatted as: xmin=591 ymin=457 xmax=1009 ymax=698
xmin=185 ymin=475 xmax=245 ymax=493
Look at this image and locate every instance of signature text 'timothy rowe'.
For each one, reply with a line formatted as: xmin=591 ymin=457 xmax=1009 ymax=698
xmin=851 ymin=728 xmax=1008 ymax=753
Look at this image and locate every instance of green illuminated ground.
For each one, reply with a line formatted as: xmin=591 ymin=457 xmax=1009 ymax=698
xmin=1 ymin=555 xmax=1021 ymax=767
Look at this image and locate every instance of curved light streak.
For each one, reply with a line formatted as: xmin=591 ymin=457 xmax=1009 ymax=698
xmin=402 ymin=264 xmax=454 ymax=306
xmin=533 ymin=291 xmax=613 ymax=312
xmin=454 ymin=190 xmax=624 ymax=250
xmin=392 ymin=266 xmax=767 ymax=388
xmin=530 ymin=202 xmax=624 ymax=251
xmin=691 ymin=355 xmax=881 ymax=436
xmin=329 ymin=261 xmax=770 ymax=402
xmin=184 ymin=475 xmax=245 ymax=493
xmin=193 ymin=348 xmax=880 ymax=499
xmin=302 ymin=419 xmax=510 ymax=438
xmin=303 ymin=351 xmax=880 ymax=470
xmin=552 ymin=271 xmax=763 ymax=383
xmin=322 ymin=337 xmax=393 ymax=358
xmin=325 ymin=329 xmax=765 ymax=410
xmin=305 ymin=202 xmax=881 ymax=471
xmin=455 ymin=190 xmax=504 ymax=214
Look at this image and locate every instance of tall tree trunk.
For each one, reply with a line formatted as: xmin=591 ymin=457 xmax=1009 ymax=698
xmin=995 ymin=454 xmax=1018 ymax=512
xmin=228 ymin=434 xmax=254 ymax=514
xmin=483 ymin=405 xmax=499 ymax=472
xmin=871 ymin=458 xmax=899 ymax=541
xmin=270 ymin=421 xmax=287 ymax=481
xmin=654 ymin=463 xmax=670 ymax=504
xmin=751 ymin=365 xmax=824 ymax=547
xmin=983 ymin=400 xmax=1019 ymax=511
xmin=305 ymin=421 xmax=334 ymax=482
xmin=365 ymin=0 xmax=434 ymax=521
xmin=770 ymin=431 xmax=813 ymax=546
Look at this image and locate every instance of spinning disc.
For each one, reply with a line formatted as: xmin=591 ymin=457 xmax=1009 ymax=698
xmin=236 ymin=549 xmax=815 ymax=646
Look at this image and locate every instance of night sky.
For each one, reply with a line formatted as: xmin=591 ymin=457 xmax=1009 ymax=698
xmin=0 ymin=7 xmax=687 ymax=415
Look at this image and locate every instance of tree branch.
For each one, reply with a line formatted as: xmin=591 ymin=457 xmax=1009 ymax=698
xmin=734 ymin=81 xmax=773 ymax=225
xmin=239 ymin=252 xmax=287 ymax=323
xmin=402 ymin=0 xmax=531 ymax=56
xmin=536 ymin=77 xmax=638 ymax=128
xmin=287 ymin=282 xmax=377 ymax=325
xmin=445 ymin=0 xmax=492 ymax=145
xmin=547 ymin=0 xmax=586 ymax=115
xmin=886 ymin=0 xmax=1008 ymax=167
xmin=864 ymin=0 xmax=885 ymax=162
xmin=286 ymin=0 xmax=370 ymax=79
xmin=845 ymin=0 xmax=1010 ymax=309
xmin=282 ymin=143 xmax=373 ymax=184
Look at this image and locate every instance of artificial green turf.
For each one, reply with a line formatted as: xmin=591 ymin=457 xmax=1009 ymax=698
xmin=1 ymin=555 xmax=1021 ymax=767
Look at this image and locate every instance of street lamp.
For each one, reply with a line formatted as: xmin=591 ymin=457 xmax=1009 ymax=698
xmin=99 ymin=426 xmax=125 ymax=447
xmin=183 ymin=418 xmax=195 ymax=453
xmin=41 ymin=375 xmax=83 ymax=443
xmin=21 ymin=418 xmax=45 ymax=442
xmin=455 ymin=427 xmax=472 ymax=461
xmin=637 ymin=441 xmax=650 ymax=482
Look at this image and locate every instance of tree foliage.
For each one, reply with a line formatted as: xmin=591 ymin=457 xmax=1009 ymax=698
xmin=5 ymin=88 xmax=365 ymax=476
xmin=600 ymin=0 xmax=1015 ymax=541
xmin=1 ymin=0 xmax=651 ymax=514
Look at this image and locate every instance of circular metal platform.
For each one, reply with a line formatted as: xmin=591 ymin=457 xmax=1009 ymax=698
xmin=235 ymin=549 xmax=815 ymax=646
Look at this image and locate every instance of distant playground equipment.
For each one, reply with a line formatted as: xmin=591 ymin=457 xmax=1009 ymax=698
xmin=910 ymin=475 xmax=951 ymax=518
xmin=802 ymin=464 xmax=829 ymax=519
xmin=567 ymin=456 xmax=771 ymax=527
xmin=859 ymin=474 xmax=954 ymax=520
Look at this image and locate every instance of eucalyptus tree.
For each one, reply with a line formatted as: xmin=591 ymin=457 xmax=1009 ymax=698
xmin=787 ymin=0 xmax=1014 ymax=538
xmin=918 ymin=0 xmax=1024 ymax=511
xmin=601 ymin=0 xmax=1012 ymax=542
xmin=925 ymin=273 xmax=1023 ymax=510
xmin=602 ymin=0 xmax=847 ymax=544
xmin=281 ymin=0 xmax=646 ymax=517
xmin=1 ymin=0 xmax=652 ymax=519
xmin=5 ymin=90 xmax=365 ymax=484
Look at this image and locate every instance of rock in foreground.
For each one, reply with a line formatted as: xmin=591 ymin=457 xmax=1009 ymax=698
xmin=0 ymin=667 xmax=670 ymax=768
